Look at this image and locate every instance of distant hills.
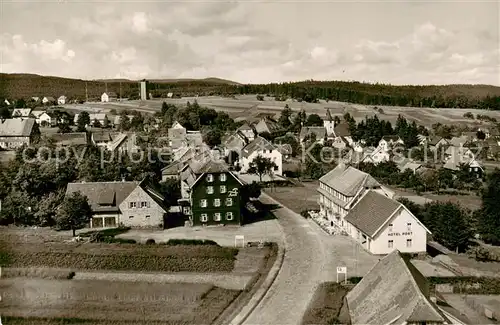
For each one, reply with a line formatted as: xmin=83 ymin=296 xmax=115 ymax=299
xmin=1 ymin=73 xmax=500 ymax=109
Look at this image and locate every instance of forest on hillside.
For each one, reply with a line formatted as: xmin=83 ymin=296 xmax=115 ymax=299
xmin=1 ymin=74 xmax=500 ymax=109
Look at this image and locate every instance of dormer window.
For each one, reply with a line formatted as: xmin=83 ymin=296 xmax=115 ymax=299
xmin=207 ymin=174 xmax=214 ymax=182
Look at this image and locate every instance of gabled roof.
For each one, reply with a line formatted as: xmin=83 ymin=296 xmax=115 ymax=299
xmin=254 ymin=117 xmax=279 ymax=133
xmin=0 ymin=118 xmax=36 ymax=137
xmin=43 ymin=96 xmax=55 ymax=101
xmin=49 ymin=132 xmax=88 ymax=146
xmin=189 ymin=159 xmax=243 ymax=189
xmin=241 ymin=136 xmax=276 ymax=158
xmin=222 ymin=131 xmax=247 ymax=152
xmin=344 ymin=190 xmax=404 ymax=237
xmin=428 ymin=135 xmax=447 ymax=146
xmin=299 ymin=126 xmax=326 ymax=141
xmin=31 ymin=110 xmax=48 ymax=118
xmin=319 ymin=163 xmax=380 ymax=197
xmin=12 ymin=108 xmax=32 ymax=117
xmin=448 ymin=136 xmax=468 ymax=147
xmin=58 ymin=95 xmax=67 ymax=100
xmin=66 ymin=181 xmax=140 ymax=212
xmin=276 ymin=143 xmax=292 ymax=155
xmin=333 ymin=122 xmax=351 ymax=137
xmin=237 ymin=123 xmax=253 ymax=131
xmin=381 ymin=135 xmax=402 ymax=142
xmin=347 ymin=250 xmax=448 ymax=325
xmin=92 ymin=131 xmax=112 ymax=142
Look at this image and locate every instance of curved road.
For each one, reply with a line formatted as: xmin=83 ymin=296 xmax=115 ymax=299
xmin=241 ymin=193 xmax=329 ymax=325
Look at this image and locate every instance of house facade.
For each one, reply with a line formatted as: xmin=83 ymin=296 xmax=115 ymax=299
xmin=32 ymin=111 xmax=56 ymax=126
xmin=317 ymin=163 xmax=393 ymax=231
xmin=240 ymin=136 xmax=283 ymax=176
xmin=237 ymin=123 xmax=255 ymax=141
xmin=65 ymin=178 xmax=167 ymax=228
xmin=0 ymin=118 xmax=38 ymax=149
xmin=101 ymin=92 xmax=118 ymax=102
xmin=343 ymin=190 xmax=430 ymax=254
xmin=42 ymin=97 xmax=55 ymax=104
xmin=58 ymin=96 xmax=67 ymax=105
xmin=378 ymin=135 xmax=404 ymax=151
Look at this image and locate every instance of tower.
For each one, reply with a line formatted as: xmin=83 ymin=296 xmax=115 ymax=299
xmin=140 ymin=80 xmax=147 ymax=101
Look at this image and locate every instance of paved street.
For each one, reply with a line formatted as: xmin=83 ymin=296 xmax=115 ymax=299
xmin=241 ymin=193 xmax=377 ymax=325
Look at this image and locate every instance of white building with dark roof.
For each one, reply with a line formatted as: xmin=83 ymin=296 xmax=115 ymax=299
xmin=317 ymin=163 xmax=393 ymax=231
xmin=0 ymin=118 xmax=38 ymax=149
xmin=65 ymin=178 xmax=167 ymax=228
xmin=101 ymin=92 xmax=118 ymax=102
xmin=240 ymin=136 xmax=282 ymax=176
xmin=343 ymin=190 xmax=430 ymax=254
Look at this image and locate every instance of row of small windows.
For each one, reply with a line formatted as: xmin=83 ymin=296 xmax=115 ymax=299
xmin=129 ymin=201 xmax=150 ymax=209
xmin=388 ymin=223 xmax=412 ymax=232
xmin=206 ymin=173 xmax=226 ymax=182
xmin=200 ymin=198 xmax=233 ymax=207
xmin=388 ymin=239 xmax=412 ymax=248
xmin=206 ymin=185 xmax=227 ymax=194
xmin=200 ymin=212 xmax=233 ymax=222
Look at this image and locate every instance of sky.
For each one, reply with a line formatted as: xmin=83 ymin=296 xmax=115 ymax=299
xmin=1 ymin=0 xmax=499 ymax=85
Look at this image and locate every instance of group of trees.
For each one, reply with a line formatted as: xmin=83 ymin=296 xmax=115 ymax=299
xmin=358 ymin=161 xmax=482 ymax=194
xmin=398 ymin=169 xmax=500 ymax=251
xmin=0 ymin=142 xmax=174 ymax=229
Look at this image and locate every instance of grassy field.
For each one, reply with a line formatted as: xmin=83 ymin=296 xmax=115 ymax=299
xmin=0 ymin=240 xmax=238 ymax=272
xmin=264 ymin=180 xmax=320 ymax=214
xmin=58 ymin=95 xmax=500 ymax=129
xmin=0 ymin=278 xmax=240 ymax=324
xmin=301 ymin=282 xmax=350 ymax=325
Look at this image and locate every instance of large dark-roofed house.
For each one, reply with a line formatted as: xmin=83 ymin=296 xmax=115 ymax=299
xmin=65 ymin=178 xmax=168 ymax=228
xmin=0 ymin=118 xmax=39 ymax=149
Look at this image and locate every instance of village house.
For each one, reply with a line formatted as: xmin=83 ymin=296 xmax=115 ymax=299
xmin=237 ymin=123 xmax=255 ymax=142
xmin=42 ymin=96 xmax=56 ymax=104
xmin=221 ymin=131 xmax=249 ymax=158
xmin=239 ymin=136 xmax=283 ymax=176
xmin=0 ymin=118 xmax=38 ymax=149
xmin=342 ymin=190 xmax=431 ymax=254
xmin=65 ymin=178 xmax=168 ymax=228
xmin=397 ymin=158 xmax=424 ymax=175
xmin=178 ymin=159 xmax=243 ymax=226
xmin=317 ymin=163 xmax=394 ymax=231
xmin=427 ymin=135 xmax=449 ymax=151
xmin=106 ymin=132 xmax=141 ymax=154
xmin=448 ymin=135 xmax=469 ymax=148
xmin=345 ymin=250 xmax=465 ymax=324
xmin=299 ymin=126 xmax=327 ymax=144
xmin=12 ymin=108 xmax=32 ymax=118
xmin=31 ymin=97 xmax=40 ymax=103
xmin=443 ymin=156 xmax=484 ymax=179
xmin=362 ymin=145 xmax=390 ymax=164
xmin=378 ymin=135 xmax=404 ymax=151
xmin=323 ymin=119 xmax=335 ymax=138
xmin=57 ymin=95 xmax=67 ymax=105
xmin=101 ymin=92 xmax=118 ymax=102
xmin=253 ymin=117 xmax=280 ymax=135
xmin=275 ymin=143 xmax=292 ymax=160
xmin=168 ymin=121 xmax=188 ymax=149
xmin=31 ymin=110 xmax=56 ymax=127
xmin=49 ymin=132 xmax=88 ymax=147
xmin=74 ymin=113 xmax=108 ymax=127
xmin=90 ymin=131 xmax=113 ymax=147
xmin=161 ymin=148 xmax=199 ymax=181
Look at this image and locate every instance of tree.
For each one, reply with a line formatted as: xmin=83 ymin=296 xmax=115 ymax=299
xmin=34 ymin=190 xmax=64 ymax=226
xmin=305 ymin=114 xmax=323 ymax=126
xmin=93 ymin=118 xmax=102 ymax=128
xmin=159 ymin=178 xmax=181 ymax=208
xmin=15 ymin=98 xmax=26 ymax=108
xmin=57 ymin=122 xmax=71 ymax=133
xmin=0 ymin=106 xmax=11 ymax=119
xmin=256 ymin=95 xmax=264 ymax=101
xmin=478 ymin=169 xmax=500 ymax=244
xmin=55 ymin=191 xmax=92 ymax=236
xmin=421 ymin=202 xmax=473 ymax=252
xmin=118 ymin=111 xmax=130 ymax=131
xmin=248 ymin=155 xmax=278 ymax=182
xmin=76 ymin=111 xmax=90 ymax=132
xmin=241 ymin=182 xmax=262 ymax=202
xmin=278 ymin=106 xmax=292 ymax=129
xmin=476 ymin=130 xmax=486 ymax=140
xmin=102 ymin=115 xmax=110 ymax=128
xmin=203 ymin=128 xmax=222 ymax=148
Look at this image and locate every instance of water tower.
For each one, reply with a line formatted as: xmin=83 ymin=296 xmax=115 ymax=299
xmin=140 ymin=79 xmax=148 ymax=101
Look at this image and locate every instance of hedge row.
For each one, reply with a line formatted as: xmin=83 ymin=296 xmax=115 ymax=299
xmin=347 ymin=276 xmax=500 ymax=294
xmin=0 ymin=251 xmax=236 ymax=272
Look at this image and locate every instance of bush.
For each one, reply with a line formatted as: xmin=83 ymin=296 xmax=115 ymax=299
xmin=467 ymin=246 xmax=500 ymax=262
xmin=165 ymin=239 xmax=219 ymax=246
xmin=146 ymin=239 xmax=156 ymax=245
xmin=300 ymin=210 xmax=310 ymax=218
xmin=347 ymin=277 xmax=363 ymax=284
xmin=67 ymin=271 xmax=75 ymax=279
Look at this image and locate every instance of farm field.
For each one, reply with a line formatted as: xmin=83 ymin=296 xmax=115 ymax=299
xmin=0 ymin=278 xmax=239 ymax=324
xmin=60 ymin=95 xmax=500 ymax=129
xmin=264 ymin=180 xmax=320 ymax=214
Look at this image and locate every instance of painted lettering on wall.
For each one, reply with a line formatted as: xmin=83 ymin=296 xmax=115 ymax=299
xmin=228 ymin=188 xmax=238 ymax=197
xmin=388 ymin=232 xmax=413 ymax=236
